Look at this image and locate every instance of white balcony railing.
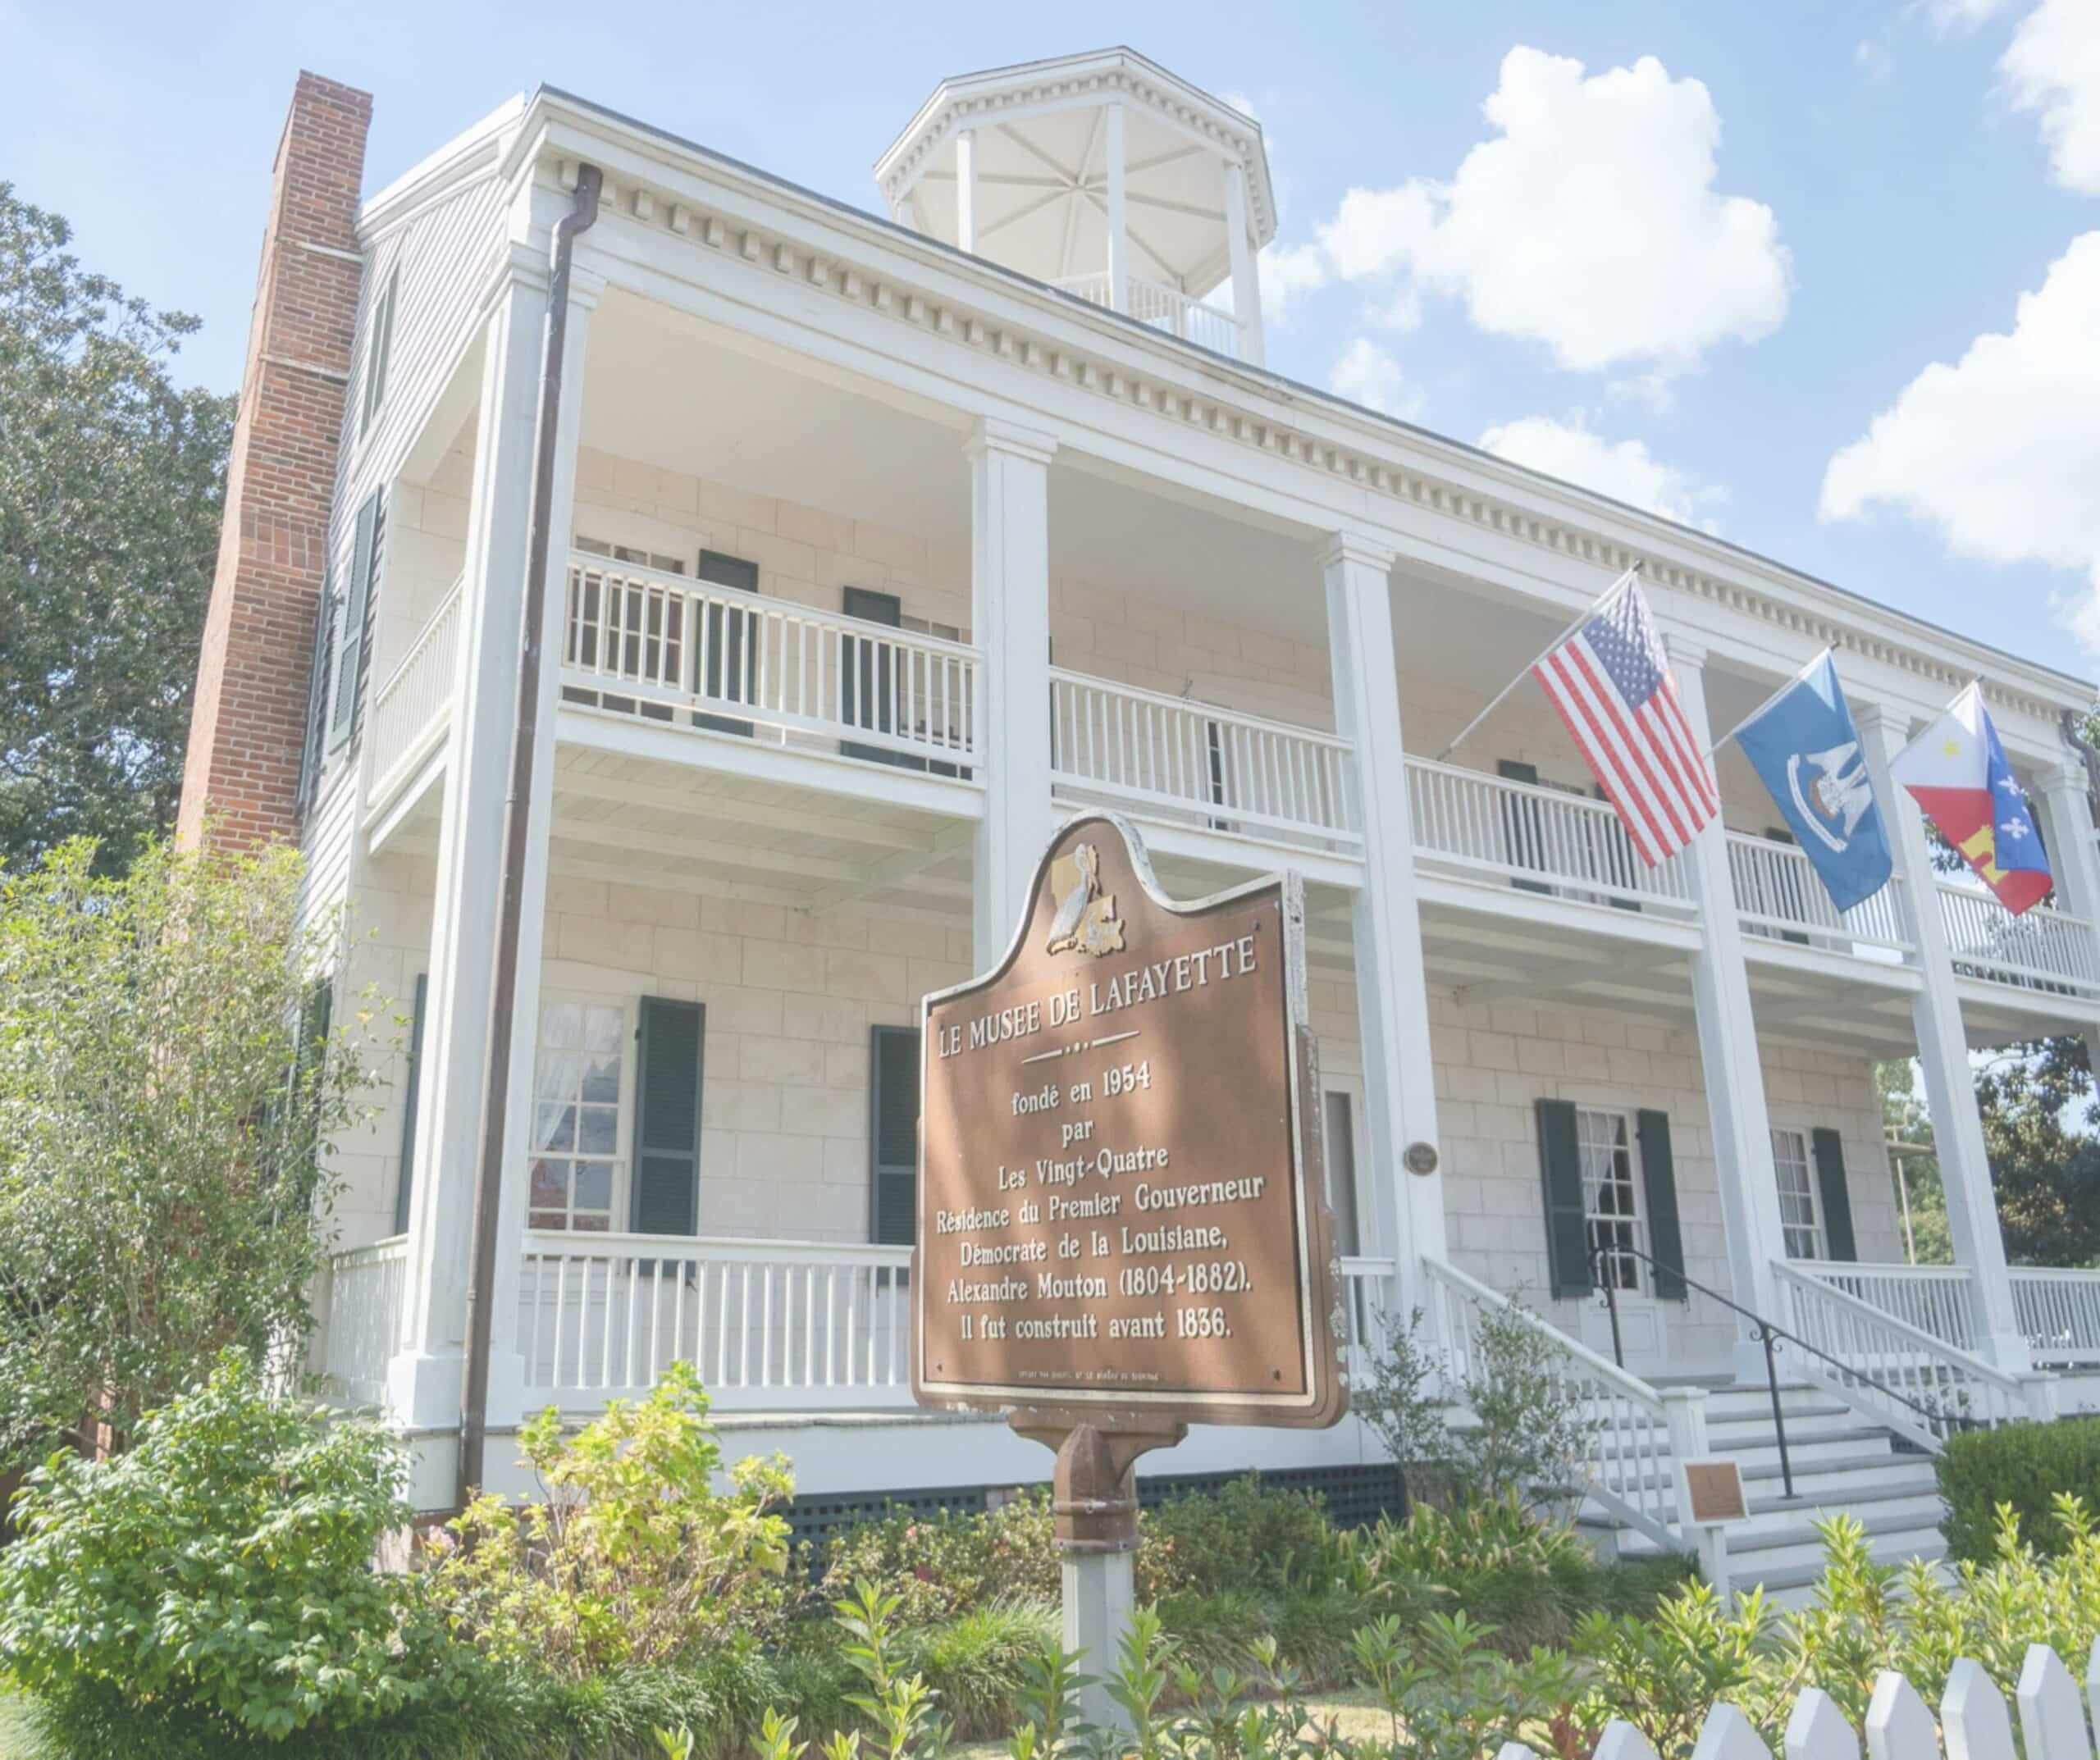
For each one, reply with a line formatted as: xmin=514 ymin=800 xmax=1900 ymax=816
xmin=1938 ymin=883 xmax=2100 ymax=998
xmin=2011 ymin=1267 xmax=2100 ymax=1365
xmin=1726 ymin=832 xmax=1911 ymax=960
xmin=1790 ymin=1260 xmax=1975 ymax=1352
xmin=562 ymin=554 xmax=981 ymax=775
xmin=321 ymin=1235 xmax=408 ymax=1409
xmin=1049 ymin=669 xmax=1360 ymax=853
xmin=1404 ymin=757 xmax=1695 ymax=917
xmin=1052 ymin=271 xmax=1241 ymax=358
xmin=514 ymin=1235 xmax=1395 ymax=1416
xmin=366 ymin=581 xmax=463 ymax=801
xmin=518 ymin=1233 xmax=915 ymax=1410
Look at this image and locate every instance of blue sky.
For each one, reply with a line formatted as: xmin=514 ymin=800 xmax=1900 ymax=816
xmin=7 ymin=0 xmax=2097 ymax=686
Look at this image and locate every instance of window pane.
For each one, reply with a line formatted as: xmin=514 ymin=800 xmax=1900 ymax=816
xmin=531 ymin=1000 xmax=627 ymax=1230
xmin=573 ymin=1161 xmax=613 ymax=1214
xmin=1577 ymin=1107 xmax=1646 ymax=1293
xmin=1771 ymin=1128 xmax=1821 ymax=1259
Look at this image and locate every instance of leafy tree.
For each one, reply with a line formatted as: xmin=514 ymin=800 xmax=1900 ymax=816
xmin=0 ymin=837 xmax=372 ymax=1469
xmin=0 ymin=184 xmax=234 ymax=873
xmin=1876 ymin=1060 xmax=1952 ymax=1265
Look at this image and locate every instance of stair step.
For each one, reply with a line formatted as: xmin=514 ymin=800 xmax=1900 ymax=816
xmin=1741 ymin=1533 xmax=1949 ymax=1599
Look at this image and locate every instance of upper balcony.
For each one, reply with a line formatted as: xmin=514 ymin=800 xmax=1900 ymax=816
xmin=351 ymin=270 xmax=2099 ymax=1056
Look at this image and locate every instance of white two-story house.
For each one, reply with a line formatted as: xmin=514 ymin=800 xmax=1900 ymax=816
xmin=180 ymin=52 xmax=2100 ymax=1587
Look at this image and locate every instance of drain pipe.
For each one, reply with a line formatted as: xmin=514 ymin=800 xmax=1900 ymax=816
xmin=457 ymin=162 xmax=602 ymax=1509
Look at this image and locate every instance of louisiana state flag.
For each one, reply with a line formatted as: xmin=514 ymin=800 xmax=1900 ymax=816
xmin=1889 ymin=683 xmax=2052 ymax=914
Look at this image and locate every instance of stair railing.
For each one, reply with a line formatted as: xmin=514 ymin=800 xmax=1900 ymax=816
xmin=1772 ymin=1260 xmax=2052 ymax=1448
xmin=1590 ymin=1242 xmax=1800 ymax=1500
xmin=1593 ymin=1243 xmax=1996 ymax=1458
xmin=1424 ymin=1257 xmax=1708 ymax=1553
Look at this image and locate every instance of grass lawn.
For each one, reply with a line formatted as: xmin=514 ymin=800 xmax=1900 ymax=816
xmin=0 ymin=1688 xmax=39 ymax=1759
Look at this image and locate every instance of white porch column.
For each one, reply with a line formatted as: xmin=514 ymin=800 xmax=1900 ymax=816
xmin=389 ymin=244 xmax=553 ymax=1433
xmin=1104 ymin=102 xmax=1129 ymax=315
xmin=2036 ymin=759 xmax=2100 ymax=1056
xmin=1856 ymin=703 xmax=2030 ymax=1369
xmin=967 ymin=417 xmax=1057 ymax=964
xmin=1321 ymin=533 xmax=1445 ymax=1318
xmin=478 ymin=263 xmax=600 ymax=1434
xmin=954 ymin=128 xmax=978 ymax=255
xmin=1666 ymin=639 xmax=1792 ymax=1378
xmin=2035 ymin=759 xmax=2100 ymax=1118
xmin=1221 ymin=158 xmax=1264 ymax=367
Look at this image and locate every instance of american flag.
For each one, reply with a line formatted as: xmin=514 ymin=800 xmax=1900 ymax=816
xmin=1532 ymin=578 xmax=1718 ymax=867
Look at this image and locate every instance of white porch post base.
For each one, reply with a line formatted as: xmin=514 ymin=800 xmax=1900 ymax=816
xmin=1063 ymin=1551 xmax=1135 ymax=1730
xmin=1322 ymin=533 xmax=1445 ymax=1324
xmin=1857 ymin=704 xmax=2030 ymax=1372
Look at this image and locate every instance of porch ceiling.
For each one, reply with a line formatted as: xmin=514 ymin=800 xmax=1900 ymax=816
xmin=548 ymin=745 xmax=974 ymax=923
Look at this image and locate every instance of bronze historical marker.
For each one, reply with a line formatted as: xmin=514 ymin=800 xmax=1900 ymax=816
xmin=914 ymin=814 xmax=1346 ymax=1431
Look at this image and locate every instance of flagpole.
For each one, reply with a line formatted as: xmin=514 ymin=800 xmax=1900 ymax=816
xmin=1435 ymin=565 xmax=1640 ymax=764
xmin=1702 ymin=643 xmax=1838 ymax=762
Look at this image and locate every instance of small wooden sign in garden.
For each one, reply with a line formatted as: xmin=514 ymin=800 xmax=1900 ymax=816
xmin=911 ymin=812 xmax=1345 ymax=1718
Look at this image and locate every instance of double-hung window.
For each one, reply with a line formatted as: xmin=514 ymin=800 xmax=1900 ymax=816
xmin=527 ymin=1001 xmax=625 ymax=1232
xmin=1771 ymin=1126 xmax=1825 ymax=1259
xmin=1576 ymin=1107 xmax=1648 ymax=1293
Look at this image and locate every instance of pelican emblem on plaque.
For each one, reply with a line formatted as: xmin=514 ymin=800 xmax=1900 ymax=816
xmin=1044 ymin=843 xmax=1126 ymax=958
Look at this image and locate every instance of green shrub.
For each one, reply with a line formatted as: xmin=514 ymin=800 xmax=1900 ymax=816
xmin=0 ymin=1352 xmax=465 ymax=1745
xmin=1363 ymin=1493 xmax=1639 ymax=1655
xmin=1938 ymin=1416 xmax=2100 ymax=1562
xmin=811 ymin=1491 xmax=1057 ymax=1626
xmin=433 ymin=1362 xmax=794 ymax=1678
xmin=1138 ymin=1475 xmax=1335 ymax=1601
xmin=894 ymin=1598 xmax=1057 ymax=1736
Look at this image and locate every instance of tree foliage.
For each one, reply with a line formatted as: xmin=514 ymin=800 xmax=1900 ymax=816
xmin=0 ymin=837 xmax=371 ymax=1469
xmin=0 ymin=184 xmax=234 ymax=873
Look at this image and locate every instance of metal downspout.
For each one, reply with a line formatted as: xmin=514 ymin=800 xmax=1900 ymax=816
xmin=457 ymin=162 xmax=602 ymax=1507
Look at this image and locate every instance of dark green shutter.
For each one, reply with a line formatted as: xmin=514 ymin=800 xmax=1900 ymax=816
xmin=696 ymin=549 xmax=758 ymax=736
xmin=1637 ymin=1110 xmax=1687 ymax=1300
xmin=391 ymin=973 xmax=428 ymax=1237
xmin=632 ymin=998 xmax=704 ymax=1235
xmin=328 ymin=493 xmax=381 ymax=748
xmin=870 ymin=1026 xmax=920 ymax=1246
xmin=1499 ymin=760 xmax=1550 ymax=894
xmin=1813 ymin=1128 xmax=1857 ymax=1261
xmin=1536 ymin=1099 xmax=1591 ymax=1297
xmin=842 ymin=587 xmax=915 ymax=771
xmin=299 ymin=571 xmax=336 ymax=802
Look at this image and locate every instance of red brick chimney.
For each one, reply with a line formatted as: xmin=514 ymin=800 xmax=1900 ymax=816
xmin=177 ymin=71 xmax=372 ymax=851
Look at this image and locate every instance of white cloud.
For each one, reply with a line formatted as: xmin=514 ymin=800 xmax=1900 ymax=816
xmin=1316 ymin=46 xmax=1791 ymax=374
xmin=1856 ymin=39 xmax=1895 ymax=82
xmin=1480 ymin=414 xmax=1711 ymax=525
xmin=1257 ymin=241 xmax=1328 ymax=324
xmin=1330 ymin=337 xmax=1410 ymax=414
xmin=2002 ymin=0 xmax=2100 ymax=194
xmin=1821 ymin=232 xmax=2100 ymax=650
xmin=1926 ymin=0 xmax=2013 ymax=30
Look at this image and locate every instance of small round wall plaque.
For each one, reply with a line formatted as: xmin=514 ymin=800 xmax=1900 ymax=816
xmin=1403 ymin=1141 xmax=1440 ymax=1176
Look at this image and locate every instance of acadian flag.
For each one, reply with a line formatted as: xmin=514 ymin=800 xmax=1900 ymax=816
xmin=1888 ymin=682 xmax=2052 ymax=915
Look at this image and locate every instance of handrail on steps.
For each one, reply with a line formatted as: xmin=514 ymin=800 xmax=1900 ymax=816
xmin=1422 ymin=1257 xmax=1706 ymax=1553
xmin=1592 ymin=1242 xmax=1988 ymax=1475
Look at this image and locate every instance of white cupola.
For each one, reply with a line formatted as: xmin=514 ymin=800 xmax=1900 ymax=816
xmin=874 ymin=48 xmax=1276 ymax=364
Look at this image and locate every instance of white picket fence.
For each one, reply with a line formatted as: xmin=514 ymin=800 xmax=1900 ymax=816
xmin=1498 ymin=1640 xmax=2100 ymax=1759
